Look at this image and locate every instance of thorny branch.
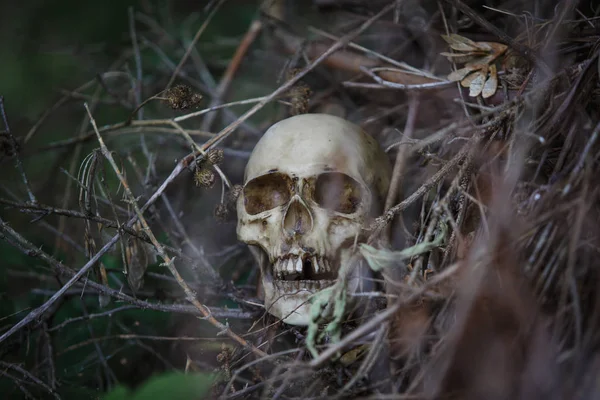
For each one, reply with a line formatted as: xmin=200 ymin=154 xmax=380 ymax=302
xmin=3 ymin=0 xmax=600 ymax=398
xmin=0 ymin=220 xmax=258 ymax=330
xmin=84 ymin=103 xmax=268 ymax=358
xmin=0 ymin=361 xmax=60 ymax=400
xmin=369 ymin=139 xmax=474 ymax=240
xmin=0 ymin=217 xmax=120 ymax=345
xmin=0 ymin=97 xmax=36 ymax=204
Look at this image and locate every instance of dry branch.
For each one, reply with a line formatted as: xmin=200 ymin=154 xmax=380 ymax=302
xmin=3 ymin=1 xmax=600 ymax=398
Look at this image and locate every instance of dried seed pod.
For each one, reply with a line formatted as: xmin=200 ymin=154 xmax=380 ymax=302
xmin=124 ymin=223 xmax=149 ymax=293
xmin=0 ymin=134 xmax=16 ymax=160
xmin=206 ymin=148 xmax=224 ymax=165
xmin=286 ymin=68 xmax=311 ymax=115
xmin=164 ymin=85 xmax=202 ymax=110
xmin=194 ymin=168 xmax=216 ymax=188
xmin=226 ymin=184 xmax=243 ymax=205
xmin=290 ymin=84 xmax=311 ymax=115
xmin=214 ymin=203 xmax=229 ymax=222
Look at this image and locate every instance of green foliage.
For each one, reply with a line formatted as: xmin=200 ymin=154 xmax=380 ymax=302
xmin=0 ymin=0 xmax=141 ymax=119
xmin=360 ymin=221 xmax=448 ymax=272
xmin=103 ymin=372 xmax=216 ymax=400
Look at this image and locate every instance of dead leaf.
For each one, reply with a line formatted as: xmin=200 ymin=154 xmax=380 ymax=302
xmin=469 ymin=73 xmax=486 ymax=97
xmin=340 ymin=344 xmax=369 ymax=366
xmin=448 ymin=67 xmax=474 ymax=82
xmin=124 ymin=222 xmax=150 ymax=293
xmin=461 ymin=69 xmax=484 ymax=88
xmin=442 ymin=34 xmax=482 ymax=52
xmin=482 ymin=64 xmax=498 ymax=98
xmin=441 ymin=34 xmax=507 ymax=99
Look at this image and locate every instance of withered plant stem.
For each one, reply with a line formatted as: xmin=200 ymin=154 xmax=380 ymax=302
xmin=84 ymin=104 xmax=267 ymax=358
xmin=308 ymin=26 xmax=438 ymax=79
xmin=359 ymin=66 xmax=455 ymax=91
xmin=369 ymin=140 xmax=474 ymax=241
xmin=0 ymin=197 xmax=214 ymax=274
xmin=41 ymin=96 xmax=275 ymax=151
xmin=201 ymin=2 xmax=397 ymax=150
xmin=0 ymin=218 xmax=120 ymax=345
xmin=0 ymin=224 xmax=253 ymax=320
xmin=201 ymin=19 xmax=263 ymax=131
xmin=0 ymin=97 xmax=36 ymax=204
xmin=168 ymin=120 xmax=232 ymax=189
xmin=165 ymin=0 xmax=227 ymax=90
xmin=0 ymin=361 xmax=60 ymax=400
xmin=384 ymin=96 xmax=420 ymax=212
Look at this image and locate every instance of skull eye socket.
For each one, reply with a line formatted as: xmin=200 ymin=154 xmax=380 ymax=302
xmin=243 ymin=173 xmax=291 ymax=215
xmin=314 ymin=172 xmax=363 ymax=214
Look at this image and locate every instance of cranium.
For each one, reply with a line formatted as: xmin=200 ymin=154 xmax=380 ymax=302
xmin=236 ymin=114 xmax=391 ymax=325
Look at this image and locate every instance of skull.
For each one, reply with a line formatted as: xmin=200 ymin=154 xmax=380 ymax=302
xmin=236 ymin=114 xmax=391 ymax=325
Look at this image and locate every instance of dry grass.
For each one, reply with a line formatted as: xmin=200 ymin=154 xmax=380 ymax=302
xmin=1 ymin=0 xmax=600 ymax=399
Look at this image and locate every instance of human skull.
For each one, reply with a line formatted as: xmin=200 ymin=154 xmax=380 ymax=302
xmin=237 ymin=114 xmax=391 ymax=325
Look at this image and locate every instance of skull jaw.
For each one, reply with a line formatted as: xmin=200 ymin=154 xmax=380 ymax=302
xmin=251 ymin=243 xmax=337 ymax=326
xmin=262 ymin=265 xmax=374 ymax=326
xmin=263 ymin=281 xmax=317 ymax=326
xmin=258 ymin=247 xmax=374 ymax=326
xmin=242 ymin=234 xmax=375 ymax=326
xmin=245 ymin=243 xmax=328 ymax=325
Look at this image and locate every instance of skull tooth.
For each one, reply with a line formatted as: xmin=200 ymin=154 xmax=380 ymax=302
xmin=312 ymin=256 xmax=319 ymax=274
xmin=295 ymin=257 xmax=303 ymax=274
xmin=287 ymin=258 xmax=295 ymax=275
xmin=280 ymin=259 xmax=286 ymax=275
xmin=321 ymin=257 xmax=328 ymax=273
xmin=275 ymin=259 xmax=284 ymax=279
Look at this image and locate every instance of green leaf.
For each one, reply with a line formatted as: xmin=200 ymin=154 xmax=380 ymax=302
xmin=360 ymin=221 xmax=448 ymax=272
xmin=103 ymin=372 xmax=216 ymax=400
xmin=102 ymin=386 xmax=130 ymax=400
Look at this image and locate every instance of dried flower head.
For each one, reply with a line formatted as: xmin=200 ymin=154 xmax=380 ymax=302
xmin=124 ymin=234 xmax=149 ymax=293
xmin=441 ymin=34 xmax=507 ymax=98
xmin=194 ymin=168 xmax=216 ymax=188
xmin=290 ymin=84 xmax=311 ymax=115
xmin=286 ymin=68 xmax=311 ymax=115
xmin=207 ymin=148 xmax=224 ymax=165
xmin=214 ymin=203 xmax=229 ymax=222
xmin=0 ymin=134 xmax=15 ymax=161
xmin=164 ymin=85 xmax=202 ymax=110
xmin=226 ymin=184 xmax=243 ymax=206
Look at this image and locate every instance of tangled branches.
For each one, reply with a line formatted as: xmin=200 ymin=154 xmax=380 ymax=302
xmin=2 ymin=0 xmax=600 ymax=399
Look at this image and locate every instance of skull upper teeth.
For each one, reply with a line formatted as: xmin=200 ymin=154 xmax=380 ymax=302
xmin=294 ymin=257 xmax=302 ymax=273
xmin=273 ymin=255 xmax=335 ymax=281
xmin=312 ymin=256 xmax=319 ymax=274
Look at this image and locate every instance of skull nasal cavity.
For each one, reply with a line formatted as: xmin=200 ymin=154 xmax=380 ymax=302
xmin=283 ymin=199 xmax=312 ymax=236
